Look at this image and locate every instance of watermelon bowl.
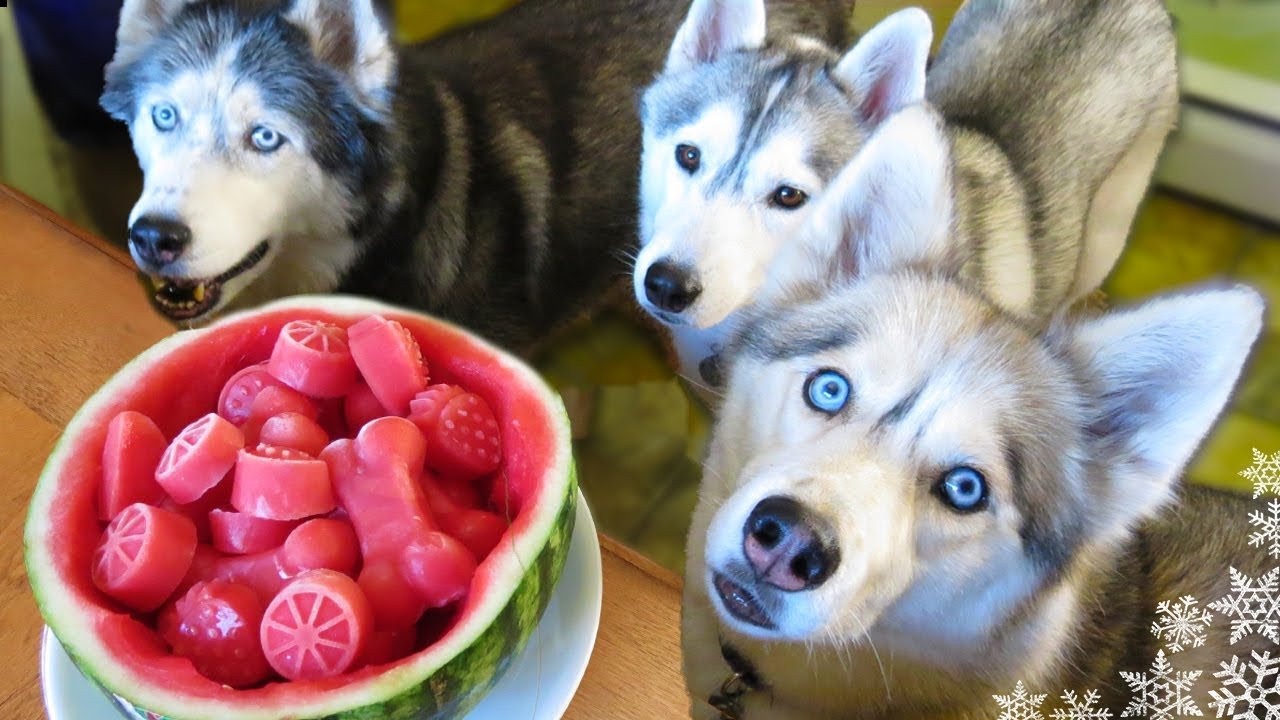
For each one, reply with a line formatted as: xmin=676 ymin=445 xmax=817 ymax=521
xmin=24 ymin=295 xmax=586 ymax=720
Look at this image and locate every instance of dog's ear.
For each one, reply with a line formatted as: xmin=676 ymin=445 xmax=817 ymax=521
xmin=107 ymin=0 xmax=196 ymax=70
xmin=833 ymin=8 xmax=931 ymax=126
xmin=103 ymin=0 xmax=200 ymax=119
xmin=1062 ymin=286 xmax=1264 ymax=534
xmin=283 ymin=0 xmax=396 ymax=116
xmin=666 ymin=0 xmax=767 ymax=73
xmin=765 ymin=104 xmax=955 ymax=296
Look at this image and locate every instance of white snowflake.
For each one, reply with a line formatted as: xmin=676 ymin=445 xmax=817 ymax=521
xmin=1208 ymin=567 xmax=1280 ymax=644
xmin=1151 ymin=596 xmax=1213 ymax=653
xmin=1251 ymin=500 xmax=1280 ymax=560
xmin=1208 ymin=651 xmax=1280 ymax=719
xmin=995 ymin=681 xmax=1047 ymax=720
xmin=1244 ymin=448 xmax=1280 ymax=498
xmin=1120 ymin=650 xmax=1203 ymax=718
xmin=1051 ymin=689 xmax=1114 ymax=719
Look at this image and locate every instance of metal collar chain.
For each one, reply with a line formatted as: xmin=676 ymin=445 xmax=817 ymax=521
xmin=706 ymin=641 xmax=767 ymax=720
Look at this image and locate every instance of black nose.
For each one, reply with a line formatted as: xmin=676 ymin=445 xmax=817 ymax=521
xmin=743 ymin=496 xmax=840 ymax=591
xmin=644 ymin=261 xmax=702 ymax=314
xmin=129 ymin=216 xmax=191 ymax=267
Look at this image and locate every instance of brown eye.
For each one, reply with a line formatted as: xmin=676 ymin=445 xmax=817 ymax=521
xmin=771 ymin=185 xmax=808 ymax=210
xmin=676 ymin=144 xmax=701 ymax=173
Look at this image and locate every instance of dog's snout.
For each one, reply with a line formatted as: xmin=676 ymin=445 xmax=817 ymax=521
xmin=643 ymin=261 xmax=701 ymax=314
xmin=743 ymin=496 xmax=840 ymax=592
xmin=129 ymin=216 xmax=192 ymax=267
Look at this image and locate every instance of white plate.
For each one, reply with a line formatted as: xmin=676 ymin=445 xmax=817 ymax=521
xmin=41 ymin=489 xmax=603 ymax=720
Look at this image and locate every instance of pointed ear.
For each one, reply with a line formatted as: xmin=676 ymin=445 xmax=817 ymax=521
xmin=103 ymin=0 xmax=200 ymax=119
xmin=833 ymin=8 xmax=931 ymax=126
xmin=767 ymin=104 xmax=955 ymax=294
xmin=1067 ymin=286 xmax=1264 ymax=529
xmin=666 ymin=0 xmax=767 ymax=73
xmin=107 ymin=0 xmax=196 ymax=70
xmin=283 ymin=0 xmax=396 ymax=115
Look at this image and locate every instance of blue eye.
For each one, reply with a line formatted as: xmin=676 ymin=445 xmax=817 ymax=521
xmin=804 ymin=369 xmax=851 ymax=415
xmin=152 ymin=103 xmax=178 ymax=131
xmin=250 ymin=126 xmax=284 ymax=153
xmin=937 ymin=466 xmax=988 ymax=513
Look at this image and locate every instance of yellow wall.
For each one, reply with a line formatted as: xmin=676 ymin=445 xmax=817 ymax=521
xmin=392 ymin=0 xmax=525 ymax=44
xmin=855 ymin=0 xmax=964 ymax=51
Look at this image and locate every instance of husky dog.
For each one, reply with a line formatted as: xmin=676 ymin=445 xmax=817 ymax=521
xmin=635 ymin=0 xmax=1178 ymax=394
xmin=101 ymin=0 xmax=852 ymax=350
xmin=680 ymin=105 xmax=1268 ymax=719
xmin=634 ymin=0 xmax=929 ymax=390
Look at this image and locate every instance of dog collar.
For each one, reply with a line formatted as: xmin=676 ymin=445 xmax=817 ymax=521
xmin=707 ymin=641 xmax=767 ymax=719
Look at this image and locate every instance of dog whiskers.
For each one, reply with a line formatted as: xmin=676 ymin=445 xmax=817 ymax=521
xmin=852 ymin=613 xmax=892 ymax=704
xmin=700 ymin=463 xmax=724 ymax=479
xmin=677 ymin=371 xmax=724 ymax=400
xmin=698 ymin=463 xmax=735 ymax=494
xmin=699 ymin=463 xmax=727 ymax=486
xmin=610 ymin=246 xmax=641 ymax=267
xmin=819 ymin=626 xmax=854 ymax=680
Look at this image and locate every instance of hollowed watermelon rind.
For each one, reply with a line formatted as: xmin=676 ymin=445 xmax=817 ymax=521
xmin=26 ymin=295 xmax=579 ymax=720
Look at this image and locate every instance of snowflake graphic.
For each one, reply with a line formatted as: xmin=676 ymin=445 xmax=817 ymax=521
xmin=1120 ymin=650 xmax=1203 ymax=718
xmin=1151 ymin=596 xmax=1213 ymax=653
xmin=1207 ymin=651 xmax=1280 ymax=719
xmin=1051 ymin=689 xmax=1114 ymax=719
xmin=1243 ymin=448 xmax=1280 ymax=498
xmin=1208 ymin=567 xmax=1280 ymax=644
xmin=995 ymin=681 xmax=1047 ymax=720
xmin=1250 ymin=500 xmax=1280 ymax=560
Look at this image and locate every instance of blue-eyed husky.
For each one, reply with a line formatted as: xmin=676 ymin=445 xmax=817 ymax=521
xmin=101 ymin=0 xmax=852 ymax=350
xmin=634 ymin=0 xmax=1178 ymax=395
xmin=680 ymin=105 xmax=1268 ymax=719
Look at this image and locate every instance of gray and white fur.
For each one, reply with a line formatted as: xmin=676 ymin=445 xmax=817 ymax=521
xmin=682 ymin=99 xmax=1267 ymax=719
xmin=101 ymin=0 xmax=853 ymax=351
xmin=925 ymin=0 xmax=1181 ymax=310
xmin=635 ymin=0 xmax=926 ymax=391
xmin=636 ymin=0 xmax=1178 ymax=396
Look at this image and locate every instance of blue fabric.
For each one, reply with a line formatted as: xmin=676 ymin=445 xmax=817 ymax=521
xmin=13 ymin=0 xmax=125 ymax=144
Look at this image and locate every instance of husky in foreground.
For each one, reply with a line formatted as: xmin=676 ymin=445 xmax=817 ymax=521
xmin=634 ymin=0 xmax=1178 ymax=394
xmin=100 ymin=0 xmax=852 ymax=350
xmin=680 ymin=106 xmax=1268 ymax=719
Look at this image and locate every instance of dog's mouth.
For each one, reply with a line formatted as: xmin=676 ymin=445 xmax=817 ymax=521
xmin=144 ymin=241 xmax=269 ymax=320
xmin=713 ymin=573 xmax=776 ymax=630
xmin=650 ymin=308 xmax=688 ymax=327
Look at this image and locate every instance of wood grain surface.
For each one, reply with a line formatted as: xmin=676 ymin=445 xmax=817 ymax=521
xmin=0 ymin=184 xmax=689 ymax=719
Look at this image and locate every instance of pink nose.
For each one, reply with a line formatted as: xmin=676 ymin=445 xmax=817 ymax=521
xmin=742 ymin=496 xmax=839 ymax=592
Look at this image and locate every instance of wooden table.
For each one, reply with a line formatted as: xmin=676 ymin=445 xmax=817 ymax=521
xmin=0 ymin=184 xmax=690 ymax=719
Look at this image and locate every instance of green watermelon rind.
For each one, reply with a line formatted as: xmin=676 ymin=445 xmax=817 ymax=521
xmin=25 ymin=295 xmax=581 ymax=720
